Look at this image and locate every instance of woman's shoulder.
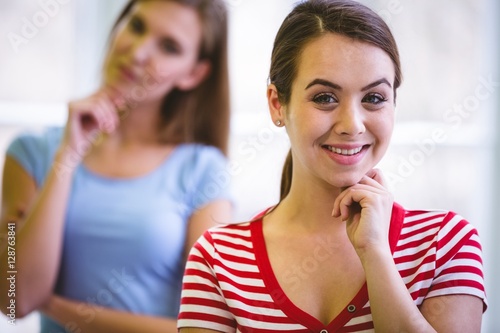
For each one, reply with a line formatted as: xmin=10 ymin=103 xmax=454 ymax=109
xmin=169 ymin=143 xmax=231 ymax=208
xmin=401 ymin=207 xmax=472 ymax=229
xmin=169 ymin=143 xmax=226 ymax=175
xmin=203 ymin=221 xmax=254 ymax=241
xmin=175 ymin=143 xmax=226 ymax=162
xmin=8 ymin=126 xmax=63 ymax=149
xmin=397 ymin=204 xmax=480 ymax=246
xmin=6 ymin=126 xmax=64 ymax=186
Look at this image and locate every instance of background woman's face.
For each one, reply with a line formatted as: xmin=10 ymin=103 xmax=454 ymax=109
xmin=284 ymin=33 xmax=396 ymax=189
xmin=102 ymin=1 xmax=204 ymax=102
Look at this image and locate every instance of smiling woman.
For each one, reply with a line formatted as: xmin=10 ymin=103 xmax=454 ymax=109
xmin=177 ymin=1 xmax=487 ymax=332
xmin=274 ymin=34 xmax=396 ymax=189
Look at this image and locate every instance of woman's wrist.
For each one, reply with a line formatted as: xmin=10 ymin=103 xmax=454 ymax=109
xmin=52 ymin=146 xmax=82 ymax=176
xmin=356 ymin=242 xmax=392 ymax=268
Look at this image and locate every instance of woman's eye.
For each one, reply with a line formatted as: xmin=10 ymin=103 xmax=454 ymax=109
xmin=129 ymin=16 xmax=145 ymax=34
xmin=362 ymin=93 xmax=387 ymax=105
xmin=313 ymin=93 xmax=337 ymax=105
xmin=160 ymin=39 xmax=181 ymax=54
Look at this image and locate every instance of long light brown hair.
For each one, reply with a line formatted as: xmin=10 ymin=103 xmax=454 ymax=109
xmin=110 ymin=0 xmax=230 ymax=155
xmin=269 ymin=0 xmax=403 ymax=200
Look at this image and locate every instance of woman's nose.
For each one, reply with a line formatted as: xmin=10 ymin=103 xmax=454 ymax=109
xmin=334 ymin=102 xmax=366 ymax=136
xmin=130 ymin=37 xmax=152 ymax=65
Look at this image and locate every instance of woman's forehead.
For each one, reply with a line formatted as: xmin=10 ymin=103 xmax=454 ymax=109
xmin=294 ymin=33 xmax=396 ymax=90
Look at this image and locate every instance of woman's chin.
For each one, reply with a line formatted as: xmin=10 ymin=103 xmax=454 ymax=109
xmin=329 ymin=174 xmax=364 ymax=189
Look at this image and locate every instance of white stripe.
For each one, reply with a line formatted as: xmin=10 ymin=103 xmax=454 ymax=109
xmin=211 ymin=224 xmax=251 ymax=236
xmin=215 ymin=266 xmax=266 ymax=287
xmin=219 ymin=280 xmax=274 ymax=302
xmin=433 ymin=272 xmax=484 ymax=286
xmin=406 ymin=277 xmax=434 ymax=294
xmin=181 ymin=289 xmax=225 ymax=302
xmin=216 ymin=244 xmax=256 ymax=260
xmin=393 ymin=244 xmax=435 ymax=268
xmin=436 ymin=229 xmax=473 ymax=274
xmin=344 ymin=313 xmax=372 ymax=325
xmin=197 ymin=236 xmax=215 ymax=257
xmin=225 ymin=298 xmax=286 ymax=317
xmin=178 ymin=318 xmax=236 ymax=333
xmin=217 ymin=257 xmax=260 ymax=273
xmin=396 ymin=226 xmax=439 ymax=247
xmin=396 ymin=257 xmax=436 ymax=278
xmin=426 ymin=286 xmax=486 ymax=300
xmin=183 ymin=275 xmax=220 ymax=289
xmin=403 ymin=211 xmax=446 ymax=223
xmin=212 ymin=233 xmax=253 ymax=248
xmin=185 ymin=260 xmax=214 ymax=275
xmin=234 ymin=315 xmax=305 ymax=330
xmin=446 ymin=257 xmax=483 ymax=270
xmin=180 ymin=304 xmax=234 ymax=319
xmin=462 ymin=243 xmax=482 ymax=257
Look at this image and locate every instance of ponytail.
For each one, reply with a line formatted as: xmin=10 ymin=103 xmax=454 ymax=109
xmin=279 ymin=149 xmax=293 ymax=201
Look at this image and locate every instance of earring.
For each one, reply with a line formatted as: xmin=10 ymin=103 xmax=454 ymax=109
xmin=275 ymin=120 xmax=282 ymax=126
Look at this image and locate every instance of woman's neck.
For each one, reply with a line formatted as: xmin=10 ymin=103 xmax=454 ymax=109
xmin=272 ymin=172 xmax=344 ymax=233
xmin=114 ymin=102 xmax=163 ymax=146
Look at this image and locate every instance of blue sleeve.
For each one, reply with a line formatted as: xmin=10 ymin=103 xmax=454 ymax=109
xmin=184 ymin=145 xmax=233 ymax=212
xmin=5 ymin=127 xmax=63 ymax=187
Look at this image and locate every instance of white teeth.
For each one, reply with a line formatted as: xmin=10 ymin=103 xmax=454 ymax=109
xmin=326 ymin=146 xmax=363 ymax=156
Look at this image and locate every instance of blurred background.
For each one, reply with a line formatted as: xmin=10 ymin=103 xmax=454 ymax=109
xmin=0 ymin=0 xmax=498 ymax=332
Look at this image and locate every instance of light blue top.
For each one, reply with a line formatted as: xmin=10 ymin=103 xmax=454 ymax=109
xmin=7 ymin=127 xmax=231 ymax=332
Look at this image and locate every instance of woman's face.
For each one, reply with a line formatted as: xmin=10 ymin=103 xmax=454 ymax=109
xmin=276 ymin=33 xmax=396 ymax=189
xmin=102 ymin=1 xmax=206 ymax=102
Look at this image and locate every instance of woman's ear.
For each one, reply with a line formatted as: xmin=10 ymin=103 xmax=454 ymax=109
xmin=267 ymin=84 xmax=286 ymax=126
xmin=176 ymin=60 xmax=211 ymax=91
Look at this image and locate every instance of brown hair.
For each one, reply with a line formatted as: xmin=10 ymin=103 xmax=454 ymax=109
xmin=269 ymin=0 xmax=403 ymax=200
xmin=110 ymin=0 xmax=230 ymax=154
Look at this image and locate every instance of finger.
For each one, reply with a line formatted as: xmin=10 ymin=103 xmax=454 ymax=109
xmin=70 ymin=101 xmax=98 ymax=131
xmin=338 ymin=190 xmax=355 ymax=221
xmin=332 ymin=187 xmax=350 ymax=217
xmin=100 ymin=91 xmax=125 ymax=128
xmin=333 ymin=172 xmax=387 ymax=217
xmin=364 ymin=168 xmax=387 ymax=188
xmin=333 ymin=184 xmax=371 ymax=217
xmin=93 ymin=95 xmax=119 ymax=133
xmin=336 ymin=184 xmax=384 ymax=219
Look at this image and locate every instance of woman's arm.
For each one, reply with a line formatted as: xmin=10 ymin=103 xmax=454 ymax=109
xmin=360 ymin=247 xmax=482 ymax=332
xmin=184 ymin=199 xmax=232 ymax=256
xmin=359 ymin=246 xmax=437 ymax=332
xmin=0 ymin=154 xmax=74 ymax=317
xmin=41 ymin=295 xmax=178 ymax=333
xmin=333 ymin=170 xmax=483 ymax=332
xmin=0 ymin=91 xmax=119 ymax=317
xmin=421 ymin=294 xmax=483 ymax=332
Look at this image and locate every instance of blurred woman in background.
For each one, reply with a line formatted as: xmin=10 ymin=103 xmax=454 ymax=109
xmin=0 ymin=0 xmax=231 ymax=332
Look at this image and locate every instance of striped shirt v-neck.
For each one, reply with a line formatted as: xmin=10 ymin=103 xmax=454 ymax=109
xmin=178 ymin=203 xmax=487 ymax=332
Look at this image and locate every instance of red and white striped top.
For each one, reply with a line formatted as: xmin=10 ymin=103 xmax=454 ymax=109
xmin=178 ymin=203 xmax=487 ymax=332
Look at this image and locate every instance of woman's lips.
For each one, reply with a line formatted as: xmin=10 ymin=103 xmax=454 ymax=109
xmin=321 ymin=144 xmax=369 ymax=165
xmin=118 ymin=65 xmax=138 ymax=82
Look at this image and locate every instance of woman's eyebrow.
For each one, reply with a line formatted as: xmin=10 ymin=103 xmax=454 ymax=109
xmin=305 ymin=78 xmax=392 ymax=91
xmin=305 ymin=78 xmax=341 ymax=90
xmin=361 ymin=78 xmax=392 ymax=91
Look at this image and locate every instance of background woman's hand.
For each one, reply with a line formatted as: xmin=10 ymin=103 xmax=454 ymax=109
xmin=332 ymin=169 xmax=394 ymax=256
xmin=60 ymin=88 xmax=122 ymax=163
